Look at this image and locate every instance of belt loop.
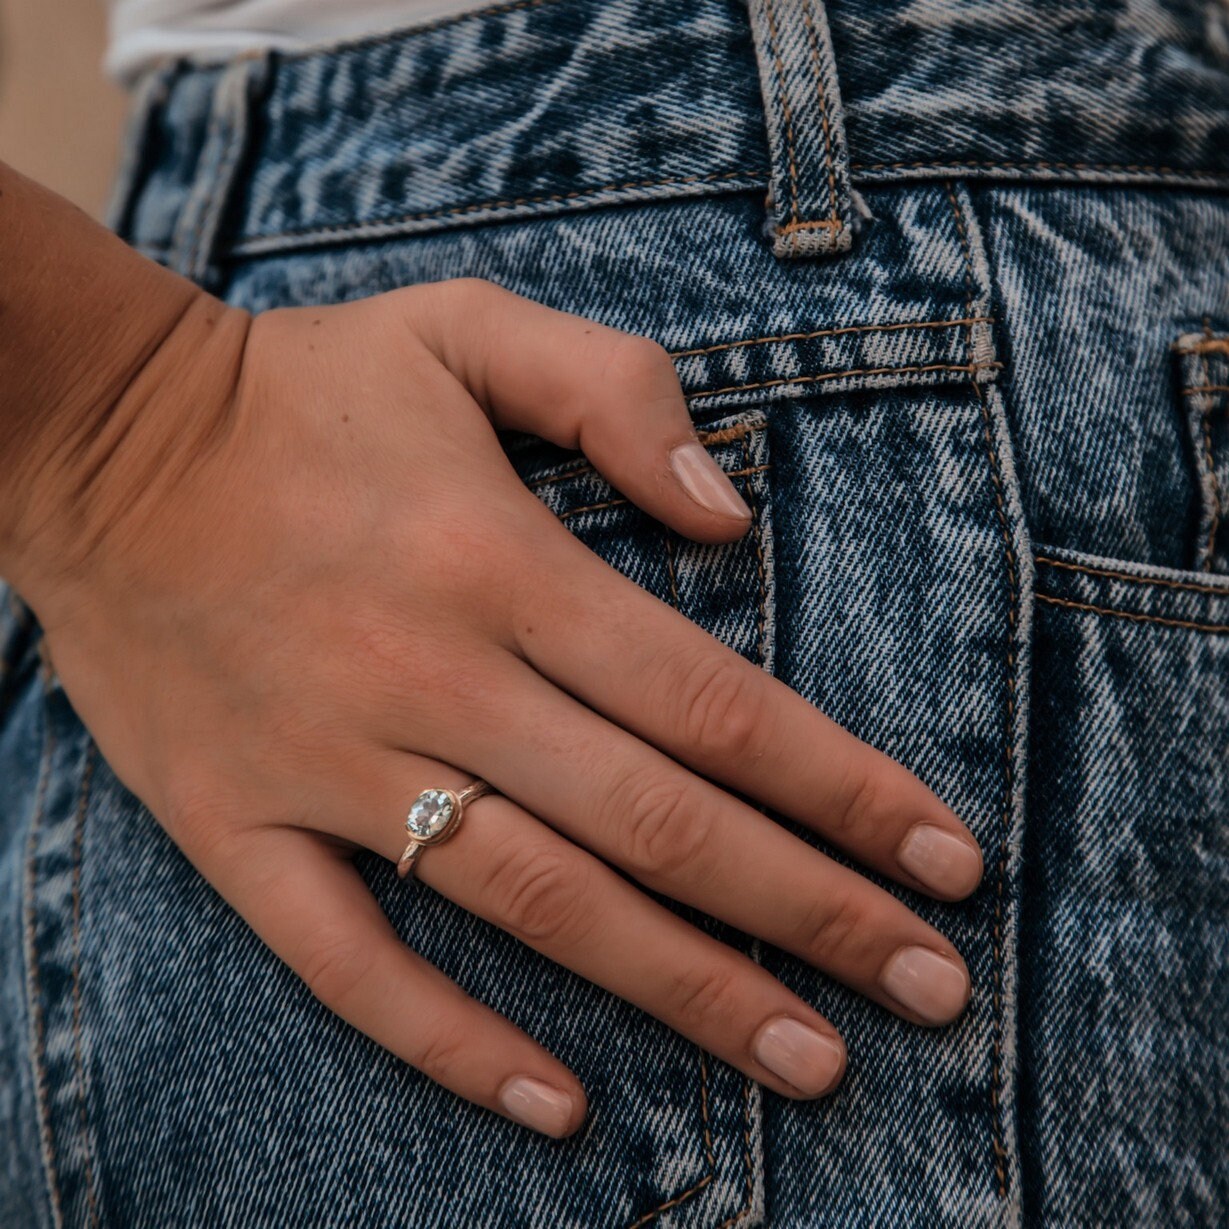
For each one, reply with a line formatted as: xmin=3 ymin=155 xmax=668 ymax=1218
xmin=168 ymin=51 xmax=270 ymax=290
xmin=747 ymin=0 xmax=854 ymax=257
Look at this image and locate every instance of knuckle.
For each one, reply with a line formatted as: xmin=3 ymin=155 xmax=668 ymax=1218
xmin=616 ymin=773 xmax=714 ymax=880
xmin=300 ymin=930 xmax=375 ymax=1009
xmin=486 ymin=844 xmax=592 ymax=945
xmin=678 ymin=654 xmax=768 ymax=764
xmin=603 ymin=333 xmax=678 ymax=391
xmin=794 ymin=890 xmax=872 ymax=969
xmin=164 ymin=785 xmax=245 ymax=868
xmin=666 ymin=963 xmax=743 ymax=1032
xmin=828 ymin=756 xmax=883 ymax=844
xmin=411 ymin=1027 xmax=472 ymax=1086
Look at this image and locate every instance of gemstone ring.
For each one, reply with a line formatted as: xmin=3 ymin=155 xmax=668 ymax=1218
xmin=396 ymin=779 xmax=496 ymax=881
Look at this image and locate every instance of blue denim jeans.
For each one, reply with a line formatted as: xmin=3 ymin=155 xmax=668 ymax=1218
xmin=2 ymin=1 xmax=1227 ymax=1224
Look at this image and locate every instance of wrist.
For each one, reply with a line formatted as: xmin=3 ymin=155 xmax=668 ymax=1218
xmin=0 ymin=280 xmax=252 ymax=626
xmin=0 ymin=161 xmax=252 ymax=619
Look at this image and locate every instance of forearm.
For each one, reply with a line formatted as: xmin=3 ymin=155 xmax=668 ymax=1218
xmin=0 ymin=161 xmax=248 ymax=610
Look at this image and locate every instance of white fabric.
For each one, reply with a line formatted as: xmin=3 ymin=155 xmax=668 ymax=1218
xmin=105 ymin=1 xmax=493 ymax=83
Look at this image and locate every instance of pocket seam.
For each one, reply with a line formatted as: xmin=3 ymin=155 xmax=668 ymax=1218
xmin=1036 ymin=592 xmax=1229 ymax=635
xmin=1035 ymin=554 xmax=1229 ymax=597
xmin=525 ymin=420 xmax=767 ymax=495
xmin=583 ymin=410 xmax=770 ymax=1226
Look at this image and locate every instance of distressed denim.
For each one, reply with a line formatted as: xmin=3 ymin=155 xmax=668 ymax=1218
xmin=2 ymin=1 xmax=1227 ymax=1225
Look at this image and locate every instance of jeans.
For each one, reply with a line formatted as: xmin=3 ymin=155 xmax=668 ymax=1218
xmin=2 ymin=1 xmax=1226 ymax=1224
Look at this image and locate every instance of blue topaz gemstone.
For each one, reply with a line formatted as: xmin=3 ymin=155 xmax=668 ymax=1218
xmin=406 ymin=789 xmax=457 ymax=840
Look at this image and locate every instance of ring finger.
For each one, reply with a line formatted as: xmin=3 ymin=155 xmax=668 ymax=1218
xmin=332 ymin=749 xmax=850 ymax=1102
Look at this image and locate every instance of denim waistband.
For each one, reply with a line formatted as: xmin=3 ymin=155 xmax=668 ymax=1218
xmin=111 ymin=0 xmax=1229 ymax=274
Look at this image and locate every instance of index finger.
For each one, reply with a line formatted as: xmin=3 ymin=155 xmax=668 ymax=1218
xmin=512 ymin=529 xmax=984 ymax=902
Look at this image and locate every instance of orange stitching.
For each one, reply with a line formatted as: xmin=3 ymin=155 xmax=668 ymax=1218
xmin=762 ymin=0 xmax=801 ymax=239
xmin=625 ymin=1175 xmax=713 ymax=1229
xmin=1199 ymin=352 xmax=1221 ymax=568
xmin=229 ymin=169 xmax=761 ymax=249
xmin=23 ymin=711 xmax=64 ymax=1225
xmin=623 ymin=494 xmax=719 ymax=1229
xmin=1035 ymin=555 xmax=1229 ymax=596
xmin=558 ymin=497 xmax=625 ymax=522
xmin=853 ymin=158 xmax=1229 ymax=177
xmin=945 ymin=183 xmax=979 ymax=363
xmin=1036 ymin=592 xmax=1229 ymax=633
xmin=697 ymin=422 xmax=767 ymax=446
xmin=71 ymin=744 xmax=101 ymax=1229
xmin=1174 ymin=339 xmax=1229 ymax=356
xmin=774 ymin=218 xmax=843 ymax=233
xmin=714 ymin=1072 xmax=755 ymax=1229
xmin=670 ymin=316 xmax=994 ymax=360
xmin=526 ymin=463 xmax=594 ymax=490
xmin=687 ymin=361 xmax=1001 ymax=401
xmin=696 ymin=1050 xmax=716 ymax=1192
xmin=947 ymin=182 xmax=1012 ymax=1203
xmin=624 ymin=432 xmax=766 ymax=1229
xmin=718 ymin=430 xmax=771 ymax=1227
xmin=664 ymin=532 xmax=680 ymax=609
xmin=1181 ymin=385 xmax=1229 ymax=395
xmin=801 ymin=0 xmax=839 ymax=225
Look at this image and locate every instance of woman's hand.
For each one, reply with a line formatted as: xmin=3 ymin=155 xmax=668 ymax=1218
xmin=17 ymin=277 xmax=983 ymax=1139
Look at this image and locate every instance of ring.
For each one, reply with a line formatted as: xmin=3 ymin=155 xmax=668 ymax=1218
xmin=396 ymin=779 xmax=497 ymax=881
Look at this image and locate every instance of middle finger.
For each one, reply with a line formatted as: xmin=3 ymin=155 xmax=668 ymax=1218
xmin=399 ymin=651 xmax=972 ymax=1028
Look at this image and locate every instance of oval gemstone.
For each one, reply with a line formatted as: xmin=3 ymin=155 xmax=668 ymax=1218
xmin=407 ymin=789 xmax=456 ymax=840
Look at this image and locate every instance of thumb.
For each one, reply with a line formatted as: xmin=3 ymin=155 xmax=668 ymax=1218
xmin=405 ymin=278 xmax=752 ymax=544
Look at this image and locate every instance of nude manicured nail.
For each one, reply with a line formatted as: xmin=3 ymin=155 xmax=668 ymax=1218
xmin=752 ymin=1017 xmax=845 ymax=1095
xmin=879 ymin=946 xmax=970 ymax=1025
xmin=669 ymin=441 xmax=752 ymax=520
xmin=498 ymin=1076 xmax=576 ymax=1137
xmin=897 ymin=823 xmax=983 ymax=897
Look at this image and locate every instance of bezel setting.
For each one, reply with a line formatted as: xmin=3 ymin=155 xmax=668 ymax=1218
xmin=405 ymin=788 xmax=464 ymax=845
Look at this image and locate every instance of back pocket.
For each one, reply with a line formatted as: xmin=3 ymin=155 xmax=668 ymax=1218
xmin=1021 ymin=542 xmax=1229 ymax=1224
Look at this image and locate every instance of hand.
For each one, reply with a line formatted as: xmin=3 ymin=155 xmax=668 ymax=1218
xmin=24 ymin=277 xmax=983 ymax=1139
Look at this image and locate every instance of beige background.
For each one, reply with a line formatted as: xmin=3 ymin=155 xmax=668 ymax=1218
xmin=0 ymin=0 xmax=126 ymax=218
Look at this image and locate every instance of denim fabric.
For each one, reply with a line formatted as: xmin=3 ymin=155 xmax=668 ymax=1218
xmin=2 ymin=1 xmax=1227 ymax=1225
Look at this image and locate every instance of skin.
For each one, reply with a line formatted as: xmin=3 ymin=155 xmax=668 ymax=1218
xmin=0 ymin=162 xmax=983 ymax=1139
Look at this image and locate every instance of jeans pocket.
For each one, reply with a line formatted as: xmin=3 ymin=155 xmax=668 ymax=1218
xmin=519 ymin=406 xmax=774 ymax=672
xmin=1021 ymin=543 xmax=1229 ymax=1223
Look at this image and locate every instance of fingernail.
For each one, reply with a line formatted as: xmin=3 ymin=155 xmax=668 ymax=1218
xmin=897 ymin=824 xmax=983 ymax=897
xmin=751 ymin=1016 xmax=845 ymax=1096
xmin=498 ymin=1076 xmax=576 ymax=1137
xmin=879 ymin=946 xmax=970 ymax=1025
xmin=669 ymin=441 xmax=752 ymax=520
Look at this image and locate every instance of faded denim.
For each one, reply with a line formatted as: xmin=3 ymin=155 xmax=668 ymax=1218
xmin=1 ymin=1 xmax=1227 ymax=1225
